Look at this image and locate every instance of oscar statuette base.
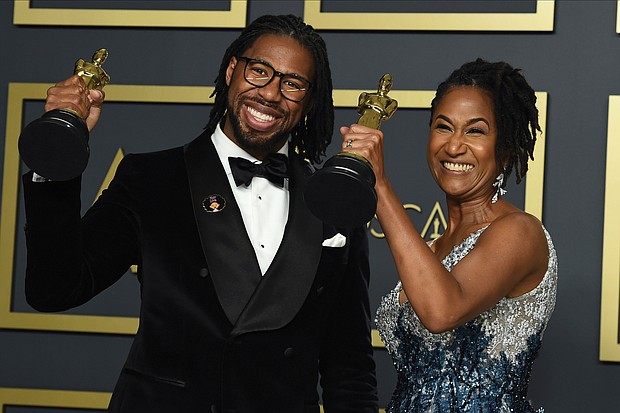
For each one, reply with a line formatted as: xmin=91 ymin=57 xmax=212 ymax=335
xmin=304 ymin=152 xmax=377 ymax=228
xmin=18 ymin=108 xmax=90 ymax=181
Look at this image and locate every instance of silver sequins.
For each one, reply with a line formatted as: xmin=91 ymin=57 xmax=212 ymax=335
xmin=375 ymin=226 xmax=557 ymax=412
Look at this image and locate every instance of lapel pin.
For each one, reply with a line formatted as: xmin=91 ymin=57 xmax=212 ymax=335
xmin=202 ymin=194 xmax=226 ymax=213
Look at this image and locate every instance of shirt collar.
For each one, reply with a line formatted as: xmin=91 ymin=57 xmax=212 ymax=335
xmin=211 ymin=123 xmax=289 ymax=176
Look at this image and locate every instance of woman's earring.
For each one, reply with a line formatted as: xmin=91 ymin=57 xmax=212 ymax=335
xmin=492 ymin=172 xmax=507 ymax=204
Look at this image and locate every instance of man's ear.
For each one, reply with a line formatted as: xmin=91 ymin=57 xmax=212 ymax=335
xmin=225 ymin=56 xmax=238 ymax=87
xmin=303 ymin=97 xmax=315 ymax=117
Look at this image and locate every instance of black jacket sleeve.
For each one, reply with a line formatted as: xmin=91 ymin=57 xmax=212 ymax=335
xmin=22 ymin=157 xmax=141 ymax=312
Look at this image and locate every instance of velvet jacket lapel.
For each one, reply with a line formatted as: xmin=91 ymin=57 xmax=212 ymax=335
xmin=184 ymin=132 xmax=323 ymax=332
xmin=184 ymin=131 xmax=262 ymax=325
xmin=231 ymin=147 xmax=322 ymax=336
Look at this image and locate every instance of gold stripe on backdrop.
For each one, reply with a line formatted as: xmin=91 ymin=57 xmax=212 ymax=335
xmin=599 ymin=96 xmax=620 ymax=362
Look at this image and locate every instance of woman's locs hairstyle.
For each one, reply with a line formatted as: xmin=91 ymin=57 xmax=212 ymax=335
xmin=430 ymin=58 xmax=541 ymax=189
xmin=205 ymin=14 xmax=334 ymax=165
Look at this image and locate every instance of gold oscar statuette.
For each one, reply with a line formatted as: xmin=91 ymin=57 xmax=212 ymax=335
xmin=303 ymin=74 xmax=398 ymax=228
xmin=357 ymin=73 xmax=398 ymax=129
xmin=19 ymin=49 xmax=110 ymax=181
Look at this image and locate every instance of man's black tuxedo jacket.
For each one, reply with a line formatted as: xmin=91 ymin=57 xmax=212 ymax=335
xmin=22 ymin=131 xmax=378 ymax=413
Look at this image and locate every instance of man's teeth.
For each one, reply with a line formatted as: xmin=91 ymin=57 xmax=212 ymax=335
xmin=247 ymin=106 xmax=275 ymax=122
xmin=443 ymin=161 xmax=474 ymax=172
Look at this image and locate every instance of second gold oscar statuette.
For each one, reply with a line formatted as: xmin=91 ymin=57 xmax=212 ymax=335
xmin=303 ymin=74 xmax=398 ymax=228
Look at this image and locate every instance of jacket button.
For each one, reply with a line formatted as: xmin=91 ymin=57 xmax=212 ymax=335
xmin=316 ymin=286 xmax=324 ymax=296
xmin=284 ymin=347 xmax=295 ymax=358
xmin=199 ymin=268 xmax=208 ymax=278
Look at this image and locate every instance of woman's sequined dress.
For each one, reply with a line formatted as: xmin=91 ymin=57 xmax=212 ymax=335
xmin=375 ymin=226 xmax=557 ymax=412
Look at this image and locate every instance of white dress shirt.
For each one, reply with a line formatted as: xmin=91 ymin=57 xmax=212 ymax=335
xmin=211 ymin=124 xmax=289 ymax=275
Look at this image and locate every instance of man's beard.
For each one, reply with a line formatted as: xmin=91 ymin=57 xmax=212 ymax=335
xmin=226 ymin=97 xmax=292 ymax=155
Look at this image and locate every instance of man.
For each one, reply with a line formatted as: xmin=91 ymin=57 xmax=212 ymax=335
xmin=22 ymin=15 xmax=378 ymax=413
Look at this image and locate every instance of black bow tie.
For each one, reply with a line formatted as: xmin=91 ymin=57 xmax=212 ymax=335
xmin=228 ymin=153 xmax=289 ymax=188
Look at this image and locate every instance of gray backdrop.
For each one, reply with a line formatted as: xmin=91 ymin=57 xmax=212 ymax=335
xmin=1 ymin=1 xmax=619 ymax=411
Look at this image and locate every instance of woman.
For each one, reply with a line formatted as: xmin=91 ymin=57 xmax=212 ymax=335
xmin=342 ymin=59 xmax=557 ymax=412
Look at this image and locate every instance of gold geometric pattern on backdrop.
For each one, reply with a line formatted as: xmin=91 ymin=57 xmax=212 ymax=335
xmin=0 ymin=84 xmax=547 ymax=345
xmin=304 ymin=0 xmax=555 ymax=31
xmin=13 ymin=0 xmax=247 ymax=28
xmin=617 ymin=1 xmax=620 ymax=33
xmin=599 ymin=96 xmax=620 ymax=362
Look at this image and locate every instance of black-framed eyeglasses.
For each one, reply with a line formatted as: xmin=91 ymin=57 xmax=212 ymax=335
xmin=236 ymin=56 xmax=312 ymax=102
